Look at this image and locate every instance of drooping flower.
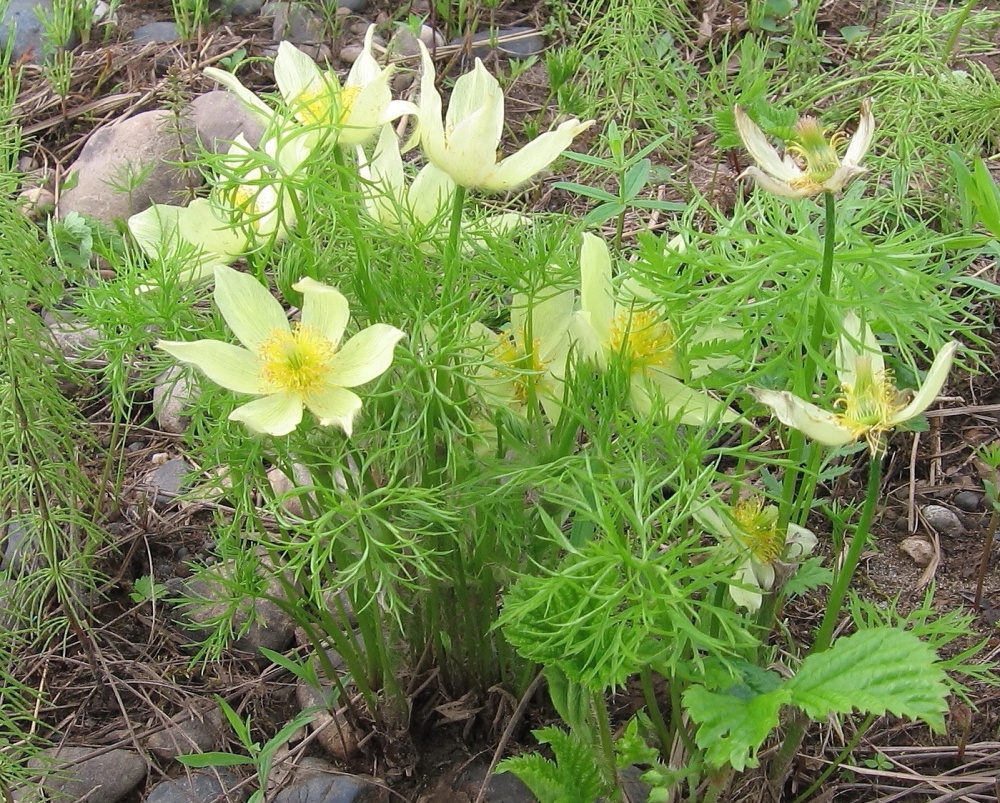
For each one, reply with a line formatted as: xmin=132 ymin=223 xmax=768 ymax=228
xmin=699 ymin=498 xmax=817 ymax=612
xmin=571 ymin=232 xmax=739 ymax=425
xmin=734 ymin=100 xmax=874 ymax=198
xmin=416 ymin=41 xmax=593 ymax=191
xmin=158 ymin=265 xmax=405 ymax=436
xmin=205 ymin=28 xmax=416 ymax=148
xmin=469 ymin=287 xmax=574 ymax=422
xmin=129 ymin=133 xmax=311 ymax=288
xmin=750 ymin=311 xmax=958 ymax=453
xmin=357 ymin=125 xmax=527 ymax=245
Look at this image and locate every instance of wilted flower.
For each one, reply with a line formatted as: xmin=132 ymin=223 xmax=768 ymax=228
xmin=158 ymin=265 xmax=405 ymax=436
xmin=417 ymin=41 xmax=593 ymax=191
xmin=357 ymin=125 xmax=527 ymax=244
xmin=700 ymin=498 xmax=817 ymax=612
xmin=205 ymin=28 xmax=415 ymax=147
xmin=571 ymin=232 xmax=738 ymax=425
xmin=750 ymin=311 xmax=957 ymax=453
xmin=734 ymin=100 xmax=874 ymax=198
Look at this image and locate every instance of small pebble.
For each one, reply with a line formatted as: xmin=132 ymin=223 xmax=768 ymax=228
xmin=920 ymin=504 xmax=965 ymax=537
xmin=953 ymin=491 xmax=983 ymax=513
xmin=899 ymin=536 xmax=934 ymax=567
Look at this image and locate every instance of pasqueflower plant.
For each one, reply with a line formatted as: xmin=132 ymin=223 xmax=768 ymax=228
xmin=734 ymin=99 xmax=875 ymax=198
xmin=206 ymin=27 xmax=415 ymax=148
xmin=158 ymin=265 xmax=405 ymax=436
xmin=571 ymin=232 xmax=738 ymax=425
xmin=417 ymin=41 xmax=593 ymax=191
xmin=750 ymin=311 xmax=957 ymax=453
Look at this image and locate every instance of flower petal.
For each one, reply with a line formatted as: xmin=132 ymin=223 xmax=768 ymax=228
xmin=157 ymin=339 xmax=264 ymax=394
xmin=889 ymin=341 xmax=958 ymax=426
xmin=638 ymin=372 xmax=739 ymax=425
xmin=843 ymin=98 xmax=875 ymax=167
xmin=294 ymin=277 xmax=351 ymax=346
xmin=437 ymin=102 xmax=503 ymax=187
xmin=579 ymin=232 xmax=615 ymax=347
xmin=345 ymin=25 xmax=383 ymax=88
xmin=417 ymin=42 xmax=448 ymax=168
xmin=734 ymin=106 xmax=801 ymax=182
xmin=481 ymin=118 xmax=594 ymax=191
xmin=204 ymin=67 xmax=275 ymax=123
xmin=729 ymin=561 xmax=763 ymax=612
xmin=275 ymin=41 xmax=323 ymax=111
xmin=447 ymin=59 xmax=504 ymax=145
xmin=750 ymin=387 xmax=856 ymax=446
xmin=305 ymin=385 xmax=363 ymax=436
xmin=340 ymin=71 xmax=393 ymax=146
xmin=836 ymin=311 xmax=884 ymax=388
xmin=408 ymin=162 xmax=455 ymax=224
xmin=230 ymin=392 xmax=303 ymax=436
xmin=214 ymin=265 xmax=290 ymax=352
xmin=739 ymin=166 xmax=810 ymax=198
xmin=785 ymin=524 xmax=817 ymax=560
xmin=330 ymin=324 xmax=406 ymax=387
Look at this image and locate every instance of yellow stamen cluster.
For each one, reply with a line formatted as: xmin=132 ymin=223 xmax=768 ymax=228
xmin=491 ymin=330 xmax=548 ymax=403
xmin=259 ymin=324 xmax=335 ymax=396
xmin=293 ymin=81 xmax=359 ymax=127
xmin=229 ymin=185 xmax=262 ymax=230
xmin=608 ymin=308 xmax=675 ymax=373
xmin=835 ymin=363 xmax=909 ymax=452
xmin=786 ymin=117 xmax=847 ymax=190
xmin=732 ymin=497 xmax=785 ymax=564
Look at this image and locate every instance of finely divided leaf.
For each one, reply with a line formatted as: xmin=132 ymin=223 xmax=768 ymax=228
xmin=787 ymin=627 xmax=948 ymax=732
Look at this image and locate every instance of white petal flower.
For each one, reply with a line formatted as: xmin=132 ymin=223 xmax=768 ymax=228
xmin=417 ymin=42 xmax=593 ymax=191
xmin=734 ymin=100 xmax=874 ymax=198
xmin=750 ymin=311 xmax=957 ymax=452
xmin=571 ymin=232 xmax=739 ymax=425
xmin=157 ymin=266 xmax=405 ymax=436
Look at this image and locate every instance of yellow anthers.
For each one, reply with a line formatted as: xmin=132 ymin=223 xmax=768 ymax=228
xmin=732 ymin=497 xmax=785 ymax=565
xmin=609 ymin=308 xmax=675 ymax=372
xmin=259 ymin=324 xmax=336 ymax=395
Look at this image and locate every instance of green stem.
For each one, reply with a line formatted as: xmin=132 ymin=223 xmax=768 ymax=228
xmin=812 ymin=451 xmax=882 ymax=655
xmin=942 ymin=0 xmax=978 ymax=65
xmin=592 ymin=690 xmax=619 ymax=798
xmin=639 ymin=668 xmax=672 ymax=762
xmin=803 ymin=191 xmax=837 ymax=396
xmin=445 ymin=184 xmax=467 ymax=290
xmin=791 ymin=713 xmax=877 ymax=803
xmin=331 ymin=147 xmax=376 ymax=316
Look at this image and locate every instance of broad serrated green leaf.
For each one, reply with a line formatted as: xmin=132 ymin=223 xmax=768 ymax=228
xmin=787 ymin=627 xmax=948 ymax=732
xmin=682 ymin=685 xmax=789 ymax=770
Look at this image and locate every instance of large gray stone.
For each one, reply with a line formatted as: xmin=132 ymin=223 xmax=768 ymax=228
xmin=131 ymin=21 xmax=181 ymax=45
xmin=146 ymin=703 xmax=225 ymax=761
xmin=17 ymin=746 xmax=146 ymax=803
xmin=450 ymin=26 xmax=546 ymax=61
xmin=58 ymin=110 xmax=201 ymax=225
xmin=1 ymin=0 xmax=78 ymax=63
xmin=190 ymin=90 xmax=265 ymax=154
xmin=273 ymin=771 xmax=386 ymax=803
xmin=145 ymin=769 xmax=247 ymax=803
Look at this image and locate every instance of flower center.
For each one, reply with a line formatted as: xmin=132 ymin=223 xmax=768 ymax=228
xmin=608 ymin=308 xmax=675 ymax=373
xmin=229 ymin=185 xmax=262 ymax=230
xmin=293 ymin=79 xmax=359 ymax=128
xmin=732 ymin=498 xmax=785 ymax=564
xmin=258 ymin=324 xmax=335 ymax=396
xmin=835 ymin=359 xmax=909 ymax=451
xmin=786 ymin=116 xmax=847 ymax=187
xmin=492 ymin=330 xmax=548 ymax=404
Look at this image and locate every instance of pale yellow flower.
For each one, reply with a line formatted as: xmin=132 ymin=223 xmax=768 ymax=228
xmin=699 ymin=498 xmax=817 ymax=612
xmin=205 ymin=28 xmax=415 ymax=147
xmin=571 ymin=233 xmax=739 ymax=426
xmin=750 ymin=311 xmax=957 ymax=452
xmin=417 ymin=41 xmax=593 ymax=191
xmin=158 ymin=265 xmax=405 ymax=436
xmin=734 ymin=100 xmax=874 ymax=198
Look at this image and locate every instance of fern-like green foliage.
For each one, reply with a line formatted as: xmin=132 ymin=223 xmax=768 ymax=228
xmin=683 ymin=627 xmax=949 ymax=771
xmin=497 ymin=727 xmax=607 ymax=803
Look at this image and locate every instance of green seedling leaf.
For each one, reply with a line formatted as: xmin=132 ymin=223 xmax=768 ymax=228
xmin=787 ymin=627 xmax=948 ymax=732
xmin=683 ymin=684 xmax=789 ymax=770
xmin=840 ymin=25 xmax=869 ymax=44
xmin=622 ymin=159 xmax=651 ymax=201
xmin=783 ymin=556 xmax=833 ymax=596
xmin=551 ymin=181 xmax=618 ymax=202
xmin=582 ymin=201 xmax=626 ymax=227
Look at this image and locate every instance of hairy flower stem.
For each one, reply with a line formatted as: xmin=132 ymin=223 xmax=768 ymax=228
xmin=639 ymin=668 xmax=672 ymax=761
xmin=805 ymin=192 xmax=837 ymax=402
xmin=445 ymin=184 xmax=467 ymax=290
xmin=592 ymin=690 xmax=620 ymax=798
xmin=769 ymin=453 xmax=883 ymax=787
xmin=332 ymin=147 xmax=377 ymax=317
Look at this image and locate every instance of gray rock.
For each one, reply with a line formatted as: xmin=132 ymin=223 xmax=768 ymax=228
xmin=899 ymin=535 xmax=934 ymax=568
xmin=43 ymin=310 xmax=101 ymax=362
xmin=271 ymin=1 xmax=325 ymax=45
xmin=338 ymin=0 xmax=368 ymax=13
xmin=1 ymin=0 xmax=78 ymax=64
xmin=920 ymin=504 xmax=965 ymax=537
xmin=216 ymin=0 xmax=266 ymax=15
xmin=450 ymin=26 xmax=546 ymax=61
xmin=1 ymin=518 xmax=39 ymax=574
xmin=190 ymin=91 xmax=265 ymax=153
xmin=58 ymin=109 xmax=201 ymax=225
xmin=452 ymin=757 xmax=533 ymax=802
xmin=145 ymin=769 xmax=247 ymax=803
xmin=273 ymin=771 xmax=386 ymax=803
xmin=953 ymin=491 xmax=983 ymax=513
xmin=387 ymin=27 xmax=420 ymax=60
xmin=153 ymin=367 xmax=196 ymax=435
xmin=266 ymin=463 xmax=315 ymax=518
xmin=18 ymin=746 xmax=146 ymax=803
xmin=296 ymin=678 xmax=359 ymax=761
xmin=145 ymin=457 xmax=192 ymax=506
xmin=147 ymin=703 xmax=225 ymax=761
xmin=173 ymin=562 xmax=296 ymax=657
xmin=131 ymin=21 xmax=181 ymax=45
